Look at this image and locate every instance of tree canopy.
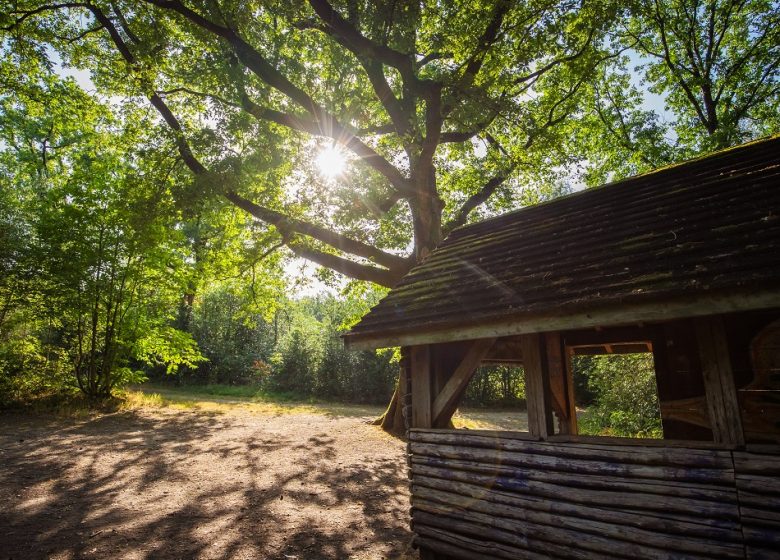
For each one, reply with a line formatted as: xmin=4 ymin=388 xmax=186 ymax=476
xmin=1 ymin=0 xmax=778 ymax=423
xmin=4 ymin=0 xmax=778 ymax=290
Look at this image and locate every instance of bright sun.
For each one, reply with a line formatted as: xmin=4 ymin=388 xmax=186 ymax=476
xmin=316 ymin=145 xmax=346 ymax=178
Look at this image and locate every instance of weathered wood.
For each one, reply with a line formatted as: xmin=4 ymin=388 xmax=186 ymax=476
xmin=431 ymin=337 xmax=496 ymax=427
xmin=733 ymin=451 xmax=780 ymax=475
xmin=414 ymin=535 xmax=500 ymax=560
xmin=546 ymin=433 xmax=734 ymax=449
xmin=415 ymin=529 xmax=545 ymax=560
xmin=409 ymin=430 xmax=735 ymax=468
xmin=406 ymin=430 xmax=780 ymax=560
xmin=411 ymin=481 xmax=742 ymax=542
xmin=410 ymin=456 xmax=737 ymax=502
xmin=521 ymin=333 xmax=553 ymax=439
xmin=546 ymin=332 xmax=578 ymax=435
xmin=411 ymin=426 xmax=735 ymax=448
xmin=734 ymin=450 xmax=780 ymax=556
xmin=694 ymin=315 xmax=745 ymax=446
xmin=413 ymin=496 xmax=742 ymax=559
xmin=412 ymin=468 xmax=738 ymax=519
xmin=410 ymin=442 xmax=736 ymax=484
xmin=410 ymin=345 xmax=432 ymax=428
xmin=414 ymin=511 xmax=606 ymax=560
xmin=344 ymin=290 xmax=780 ymax=350
xmin=746 ymin=545 xmax=780 ymax=560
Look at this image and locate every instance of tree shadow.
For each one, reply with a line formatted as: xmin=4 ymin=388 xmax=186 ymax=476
xmin=0 ymin=410 xmax=414 ymax=559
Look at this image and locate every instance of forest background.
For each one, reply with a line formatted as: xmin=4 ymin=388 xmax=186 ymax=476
xmin=1 ymin=0 xmax=778 ymax=436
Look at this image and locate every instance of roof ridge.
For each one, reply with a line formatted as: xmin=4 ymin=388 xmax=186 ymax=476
xmin=450 ymin=134 xmax=780 ymax=238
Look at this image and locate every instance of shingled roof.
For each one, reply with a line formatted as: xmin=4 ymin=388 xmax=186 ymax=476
xmin=345 ymin=136 xmax=780 ymax=349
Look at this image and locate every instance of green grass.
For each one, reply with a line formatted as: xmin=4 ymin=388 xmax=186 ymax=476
xmin=149 ymin=383 xmax=303 ymax=402
xmin=123 ymin=383 xmax=387 ymax=418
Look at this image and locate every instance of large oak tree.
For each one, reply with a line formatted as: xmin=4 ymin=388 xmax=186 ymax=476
xmin=3 ymin=0 xmax=778 ymax=430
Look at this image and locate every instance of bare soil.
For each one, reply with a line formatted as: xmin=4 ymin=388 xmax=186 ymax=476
xmin=0 ymin=405 xmax=415 ymax=560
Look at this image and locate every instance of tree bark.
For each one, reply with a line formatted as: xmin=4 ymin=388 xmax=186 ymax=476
xmin=373 ymin=347 xmax=410 ymax=435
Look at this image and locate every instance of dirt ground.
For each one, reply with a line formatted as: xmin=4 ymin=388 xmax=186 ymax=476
xmin=0 ymin=403 xmax=416 ymax=560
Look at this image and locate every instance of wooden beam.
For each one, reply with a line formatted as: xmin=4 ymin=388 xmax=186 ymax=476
xmin=431 ymin=337 xmax=496 ymax=427
xmin=343 ymin=290 xmax=780 ymax=350
xmin=694 ymin=316 xmax=745 ymax=446
xmin=546 ymin=333 xmax=577 ymax=435
xmin=411 ymin=345 xmax=433 ymax=428
xmin=521 ymin=334 xmax=553 ymax=439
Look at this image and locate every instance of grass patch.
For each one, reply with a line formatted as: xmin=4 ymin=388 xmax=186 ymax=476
xmin=121 ymin=383 xmax=386 ymax=418
xmin=140 ymin=383 xmax=308 ymax=403
xmin=0 ymin=390 xmax=125 ymax=418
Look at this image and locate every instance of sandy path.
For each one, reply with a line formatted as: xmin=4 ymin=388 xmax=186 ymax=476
xmin=0 ymin=408 xmax=414 ymax=560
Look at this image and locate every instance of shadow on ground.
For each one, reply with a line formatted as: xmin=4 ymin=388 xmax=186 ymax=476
xmin=0 ymin=409 xmax=414 ymax=559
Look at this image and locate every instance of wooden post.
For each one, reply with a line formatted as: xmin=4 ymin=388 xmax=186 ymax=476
xmin=411 ymin=344 xmax=433 ymax=428
xmin=521 ymin=333 xmax=554 ymax=439
xmin=694 ymin=316 xmax=745 ymax=446
xmin=431 ymin=337 xmax=496 ymax=427
xmin=545 ymin=333 xmax=577 ymax=435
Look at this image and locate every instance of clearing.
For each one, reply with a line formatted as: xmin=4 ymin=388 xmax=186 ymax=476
xmin=0 ymin=387 xmax=527 ymax=560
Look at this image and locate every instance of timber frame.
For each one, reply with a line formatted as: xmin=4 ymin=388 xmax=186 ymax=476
xmin=347 ymin=137 xmax=780 ymax=559
xmin=400 ymin=311 xmax=780 ymax=559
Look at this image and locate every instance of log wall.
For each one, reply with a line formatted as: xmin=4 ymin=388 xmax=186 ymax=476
xmin=408 ymin=429 xmax=780 ymax=560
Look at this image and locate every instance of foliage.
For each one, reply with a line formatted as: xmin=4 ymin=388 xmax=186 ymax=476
xmin=0 ymin=61 xmax=208 ymax=402
xmin=575 ymin=0 xmax=780 ymax=185
xmin=627 ymin=0 xmax=780 ymax=151
xmin=187 ymin=286 xmax=276 ymax=385
xmin=574 ymin=353 xmax=663 ymax=438
xmin=462 ymin=365 xmax=526 ymax=408
xmin=1 ymin=0 xmax=624 ymax=289
xmin=1 ymin=1 xmax=778 ymax=418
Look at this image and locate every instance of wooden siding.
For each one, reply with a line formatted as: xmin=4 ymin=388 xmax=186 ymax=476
xmin=734 ymin=451 xmax=780 ymax=559
xmin=409 ymin=429 xmax=780 ymax=559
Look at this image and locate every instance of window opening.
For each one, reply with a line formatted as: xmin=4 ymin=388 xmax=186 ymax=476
xmin=569 ymin=347 xmax=663 ymax=439
xmin=454 ymin=364 xmax=528 ymax=431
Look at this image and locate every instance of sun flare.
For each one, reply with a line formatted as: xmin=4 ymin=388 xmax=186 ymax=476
xmin=316 ymin=145 xmax=346 ymax=178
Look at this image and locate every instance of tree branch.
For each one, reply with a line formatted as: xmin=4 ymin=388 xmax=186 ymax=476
xmin=307 ymin=0 xmax=420 ymax=88
xmin=83 ymin=3 xmax=411 ymax=279
xmin=445 ymin=165 xmax=516 ymax=234
xmin=224 ymin=191 xmax=408 ymax=271
xmin=287 ymin=243 xmax=403 ymax=287
xmin=146 ymin=0 xmax=414 ymax=194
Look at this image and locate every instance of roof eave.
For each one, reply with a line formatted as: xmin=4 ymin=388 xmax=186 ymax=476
xmin=343 ymin=288 xmax=780 ymax=350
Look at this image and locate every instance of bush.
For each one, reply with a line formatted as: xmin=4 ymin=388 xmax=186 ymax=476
xmin=0 ymin=336 xmax=73 ymax=409
xmin=462 ymin=365 xmax=526 ymax=408
xmin=575 ymin=353 xmax=663 ymax=438
xmin=270 ymin=329 xmax=316 ymax=394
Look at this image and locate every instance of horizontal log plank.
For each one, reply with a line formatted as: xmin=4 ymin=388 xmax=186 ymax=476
xmin=410 ymin=442 xmax=736 ymax=484
xmin=414 ymin=529 xmax=554 ymax=560
xmin=411 ymin=478 xmax=743 ymax=537
xmin=742 ymin=524 xmax=780 ymax=545
xmin=414 ymin=511 xmax=615 ymax=560
xmin=734 ymin=489 xmax=780 ymax=510
xmin=409 ymin=430 xmax=734 ymax=467
xmin=410 ymin=427 xmax=733 ymax=450
xmin=414 ymin=506 xmax=721 ymax=560
xmin=412 ymin=488 xmax=744 ymax=557
xmin=414 ymin=535 xmax=502 ymax=560
xmin=733 ymin=452 xmax=780 ymax=475
xmin=411 ymin=455 xmax=737 ymax=503
xmin=746 ymin=545 xmax=780 ymax=560
xmin=412 ymin=464 xmax=738 ymax=519
xmin=735 ymin=474 xmax=780 ymax=495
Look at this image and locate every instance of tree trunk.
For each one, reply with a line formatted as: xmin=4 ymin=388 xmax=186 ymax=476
xmin=373 ymin=348 xmax=411 ymax=435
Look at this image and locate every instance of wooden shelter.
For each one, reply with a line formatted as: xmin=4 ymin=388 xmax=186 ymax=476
xmin=345 ymin=136 xmax=780 ymax=559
